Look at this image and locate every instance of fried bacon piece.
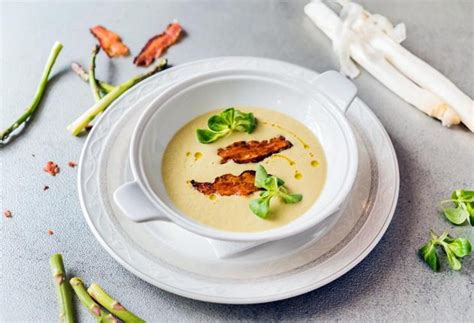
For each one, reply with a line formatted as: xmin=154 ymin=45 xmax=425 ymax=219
xmin=90 ymin=25 xmax=129 ymax=57
xmin=218 ymin=136 xmax=293 ymax=164
xmin=3 ymin=209 xmax=12 ymax=219
xmin=190 ymin=170 xmax=259 ymax=196
xmin=134 ymin=21 xmax=182 ymax=67
xmin=43 ymin=161 xmax=60 ymax=176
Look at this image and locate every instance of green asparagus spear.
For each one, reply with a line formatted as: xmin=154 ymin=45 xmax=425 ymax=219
xmin=0 ymin=41 xmax=63 ymax=141
xmin=87 ymin=283 xmax=145 ymax=323
xmin=49 ymin=254 xmax=75 ymax=323
xmin=70 ymin=277 xmax=118 ymax=323
xmin=89 ymin=45 xmax=101 ymax=101
xmin=67 ymin=58 xmax=168 ymax=136
xmin=70 ymin=62 xmax=115 ymax=94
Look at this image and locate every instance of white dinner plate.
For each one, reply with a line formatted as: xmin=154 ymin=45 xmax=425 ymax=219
xmin=78 ymin=57 xmax=399 ymax=304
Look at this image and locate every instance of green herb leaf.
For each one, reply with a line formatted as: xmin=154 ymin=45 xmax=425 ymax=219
xmin=281 ymin=193 xmax=303 ymax=204
xmin=249 ymin=165 xmax=302 ymax=218
xmin=446 ymin=238 xmax=472 ymax=258
xmin=249 ymin=195 xmax=271 ymax=219
xmin=259 ymin=191 xmax=271 ymax=198
xmin=443 ymin=207 xmax=469 ymax=225
xmin=196 ymin=128 xmax=228 ymax=144
xmin=456 ymin=190 xmax=474 ymax=225
xmin=220 ymin=108 xmax=235 ymax=125
xmin=263 ymin=176 xmax=279 ymax=192
xmin=452 ymin=189 xmax=474 ymax=201
xmin=276 ymin=177 xmax=285 ymax=187
xmin=197 ymin=108 xmax=257 ymax=144
xmin=444 ymin=246 xmax=462 ymax=270
xmin=419 ymin=231 xmax=471 ymax=272
xmin=208 ymin=115 xmax=231 ymax=132
xmin=233 ymin=109 xmax=257 ymax=133
xmin=255 ymin=165 xmax=268 ymax=189
xmin=441 ymin=189 xmax=474 ymax=226
xmin=419 ymin=241 xmax=440 ymax=272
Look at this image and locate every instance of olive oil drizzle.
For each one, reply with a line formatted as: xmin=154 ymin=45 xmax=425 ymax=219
xmin=271 ymin=154 xmax=295 ymax=166
xmin=260 ymin=121 xmax=321 ymax=180
xmin=270 ymin=123 xmax=310 ymax=150
xmin=294 ymin=170 xmax=303 ymax=180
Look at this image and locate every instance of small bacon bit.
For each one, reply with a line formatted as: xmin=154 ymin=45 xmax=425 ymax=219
xmin=68 ymin=161 xmax=77 ymax=168
xmin=43 ymin=185 xmax=50 ymax=191
xmin=134 ymin=21 xmax=183 ymax=67
xmin=3 ymin=209 xmax=12 ymax=218
xmin=90 ymin=25 xmax=129 ymax=58
xmin=218 ymin=136 xmax=293 ymax=164
xmin=44 ymin=161 xmax=60 ymax=176
xmin=48 ymin=229 xmax=54 ymax=236
xmin=191 ymin=170 xmax=259 ymax=196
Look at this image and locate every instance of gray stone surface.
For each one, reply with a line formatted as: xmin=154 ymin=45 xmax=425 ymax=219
xmin=1 ymin=0 xmax=473 ymax=321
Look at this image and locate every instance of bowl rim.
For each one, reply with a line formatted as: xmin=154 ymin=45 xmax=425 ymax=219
xmin=129 ymin=68 xmax=358 ymax=242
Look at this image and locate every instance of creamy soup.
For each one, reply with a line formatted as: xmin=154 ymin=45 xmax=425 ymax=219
xmin=161 ymin=108 xmax=327 ymax=232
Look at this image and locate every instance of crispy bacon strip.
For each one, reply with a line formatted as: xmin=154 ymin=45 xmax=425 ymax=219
xmin=218 ymin=136 xmax=293 ymax=164
xmin=190 ymin=170 xmax=259 ymax=196
xmin=134 ymin=21 xmax=182 ymax=67
xmin=90 ymin=25 xmax=129 ymax=57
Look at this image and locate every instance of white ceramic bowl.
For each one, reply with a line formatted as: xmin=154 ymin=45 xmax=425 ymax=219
xmin=114 ymin=67 xmax=358 ymax=243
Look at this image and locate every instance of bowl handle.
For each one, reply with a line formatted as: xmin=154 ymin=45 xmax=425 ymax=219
xmin=113 ymin=181 xmax=170 ymax=222
xmin=313 ymin=71 xmax=357 ymax=113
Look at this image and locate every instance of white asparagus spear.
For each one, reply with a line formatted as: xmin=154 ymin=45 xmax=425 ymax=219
xmin=352 ymin=42 xmax=458 ymax=124
xmin=304 ymin=0 xmax=460 ymax=126
xmin=342 ymin=2 xmax=473 ymax=131
xmin=366 ymin=28 xmax=473 ymax=131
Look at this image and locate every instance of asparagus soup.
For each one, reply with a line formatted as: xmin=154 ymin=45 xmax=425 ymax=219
xmin=161 ymin=108 xmax=327 ymax=232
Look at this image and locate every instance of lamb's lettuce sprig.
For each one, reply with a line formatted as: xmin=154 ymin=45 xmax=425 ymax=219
xmin=440 ymin=189 xmax=474 ymax=226
xmin=249 ymin=165 xmax=302 ymax=218
xmin=196 ymin=108 xmax=256 ymax=144
xmin=419 ymin=231 xmax=471 ymax=272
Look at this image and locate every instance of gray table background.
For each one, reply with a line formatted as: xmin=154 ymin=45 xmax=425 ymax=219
xmin=1 ymin=0 xmax=473 ymax=321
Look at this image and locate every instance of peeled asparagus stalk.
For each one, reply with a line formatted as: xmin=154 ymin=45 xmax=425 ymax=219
xmin=351 ymin=41 xmax=457 ymax=124
xmin=304 ymin=0 xmax=464 ymax=128
xmin=366 ymin=30 xmax=473 ymax=131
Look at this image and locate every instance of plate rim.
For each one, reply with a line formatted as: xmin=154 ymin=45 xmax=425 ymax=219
xmin=78 ymin=56 xmax=399 ymax=304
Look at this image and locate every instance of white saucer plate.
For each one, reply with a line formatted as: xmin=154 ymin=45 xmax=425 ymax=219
xmin=78 ymin=57 xmax=399 ymax=304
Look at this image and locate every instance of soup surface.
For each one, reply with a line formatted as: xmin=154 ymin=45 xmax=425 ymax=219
xmin=161 ymin=108 xmax=327 ymax=232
